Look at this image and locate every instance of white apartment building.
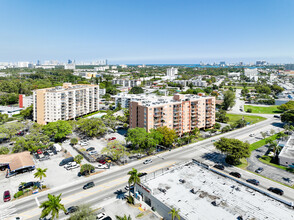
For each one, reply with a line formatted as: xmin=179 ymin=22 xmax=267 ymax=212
xmin=113 ymin=93 xmax=152 ymax=109
xmin=244 ymin=68 xmax=259 ymax=81
xmin=33 ymin=83 xmax=99 ymax=125
xmin=173 ymin=79 xmax=207 ymax=87
xmin=64 ymin=63 xmax=76 ymax=70
xmin=112 ymin=79 xmax=141 ymax=87
xmin=166 ymin=67 xmax=178 ymax=77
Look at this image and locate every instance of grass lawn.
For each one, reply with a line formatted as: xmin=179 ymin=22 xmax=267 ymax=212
xmin=226 ymin=113 xmax=266 ymax=125
xmin=249 ymin=133 xmax=279 ymax=151
xmin=244 ymin=105 xmax=283 ymax=114
xmin=259 ymin=155 xmax=294 ymax=174
xmin=236 ymin=158 xmax=248 ymax=169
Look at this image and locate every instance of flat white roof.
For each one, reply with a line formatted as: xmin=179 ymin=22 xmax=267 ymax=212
xmin=143 ymin=163 xmax=294 ymax=220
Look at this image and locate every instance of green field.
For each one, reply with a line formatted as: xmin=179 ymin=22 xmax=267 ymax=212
xmin=244 ymin=105 xmax=283 ymax=114
xmin=226 ymin=113 xmax=266 ymax=125
xmin=249 ymin=133 xmax=279 ymax=151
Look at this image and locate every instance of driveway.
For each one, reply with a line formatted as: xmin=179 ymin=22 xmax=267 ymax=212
xmin=247 ymin=145 xmax=294 ymax=186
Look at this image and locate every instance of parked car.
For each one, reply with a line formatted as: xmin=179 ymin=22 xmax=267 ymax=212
xmin=268 ymin=187 xmax=284 ymax=195
xmin=65 ymin=206 xmax=79 ymax=215
xmin=18 ymin=182 xmax=35 ymax=191
xmin=78 ymin=169 xmax=95 ymax=177
xmin=39 ymin=156 xmax=50 ymax=161
xmin=96 ymin=164 xmax=109 ymax=169
xmin=213 ymin=164 xmax=224 ymax=170
xmin=64 ymin=162 xmax=78 ymax=169
xmin=86 ymin=147 xmax=95 ymax=152
xmin=143 ymin=159 xmax=152 ymax=164
xmin=246 ymin=179 xmax=260 ymax=186
xmin=59 ymin=157 xmax=74 ymax=166
xmin=98 ymin=160 xmax=106 ymax=164
xmin=274 ymin=115 xmax=280 ymax=118
xmin=101 ymin=217 xmax=112 ymax=220
xmin=37 ymin=149 xmax=43 ymax=154
xmin=83 ymin=182 xmax=95 ymax=190
xmin=89 ymin=151 xmax=98 ymax=155
xmin=108 ymin=137 xmax=116 ymax=141
xmin=47 ymin=150 xmax=54 ymax=156
xmin=81 ymin=142 xmax=88 ymax=146
xmin=96 ymin=213 xmax=106 ymax=220
xmin=255 ymin=167 xmax=264 ymax=173
xmin=138 ymin=172 xmax=147 ymax=177
xmin=3 ymin=190 xmax=11 ymax=202
xmin=125 ymin=185 xmax=134 ymax=191
xmin=43 ymin=151 xmax=50 ymax=156
xmin=249 ymin=133 xmax=255 ymax=137
xmin=229 ymin=172 xmax=241 ymax=178
xmin=65 ymin=163 xmax=79 ymax=170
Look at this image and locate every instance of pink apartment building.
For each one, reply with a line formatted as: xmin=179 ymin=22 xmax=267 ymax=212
xmin=129 ymin=94 xmax=215 ymax=135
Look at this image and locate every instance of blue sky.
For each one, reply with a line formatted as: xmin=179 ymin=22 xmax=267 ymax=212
xmin=0 ymin=0 xmax=293 ymax=64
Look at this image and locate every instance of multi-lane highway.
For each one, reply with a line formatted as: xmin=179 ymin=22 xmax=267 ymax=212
xmin=2 ymin=116 xmax=293 ymax=220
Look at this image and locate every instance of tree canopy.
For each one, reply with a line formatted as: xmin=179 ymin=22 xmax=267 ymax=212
xmin=278 ymin=101 xmax=294 ymax=112
xmin=101 ymin=140 xmax=129 ymax=161
xmin=281 ymin=110 xmax=294 ymax=124
xmin=222 ymin=90 xmax=235 ymax=110
xmin=214 ymin=138 xmax=251 ymax=165
xmin=43 ymin=121 xmax=72 ymax=141
xmin=77 ymin=118 xmax=106 ymax=137
xmin=128 ymin=86 xmax=144 ymax=94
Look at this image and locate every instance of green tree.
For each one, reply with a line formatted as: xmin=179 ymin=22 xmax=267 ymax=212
xmin=0 ymin=146 xmax=9 ymax=154
xmin=222 ymin=90 xmax=235 ymax=110
xmin=74 ymin=155 xmax=83 ymax=164
xmin=43 ymin=121 xmax=72 ymax=141
xmin=216 ymin=110 xmax=229 ymax=123
xmin=20 ymin=105 xmax=33 ymax=119
xmin=221 ymin=125 xmax=231 ymax=133
xmin=0 ymin=122 xmax=25 ymax=139
xmin=260 ymin=132 xmax=267 ymax=139
xmin=116 ymin=215 xmax=132 ymax=220
xmin=68 ymin=205 xmax=96 ymax=220
xmin=127 ymin=128 xmax=148 ymax=148
xmin=277 ymin=101 xmax=294 ymax=112
xmin=34 ymin=168 xmax=47 ymax=182
xmin=168 ymin=207 xmax=181 ymax=220
xmin=156 ymin=126 xmax=177 ymax=147
xmin=281 ymin=110 xmax=294 ymax=124
xmin=80 ymin=164 xmax=95 ymax=175
xmin=101 ymin=141 xmax=129 ymax=161
xmin=127 ymin=168 xmax=141 ymax=197
xmin=77 ymin=118 xmax=106 ymax=137
xmin=0 ymin=113 xmax=8 ymax=123
xmin=129 ymin=86 xmax=144 ymax=94
xmin=234 ymin=119 xmax=247 ymax=128
xmin=70 ymin=138 xmax=78 ymax=145
xmin=39 ymin=194 xmax=66 ymax=219
xmin=246 ymin=108 xmax=252 ymax=113
xmin=214 ymin=122 xmax=221 ymax=130
xmin=214 ymin=138 xmax=251 ymax=165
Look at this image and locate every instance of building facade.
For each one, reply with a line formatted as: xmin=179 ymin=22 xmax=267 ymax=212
xmin=166 ymin=67 xmax=178 ymax=76
xmin=129 ymin=94 xmax=215 ymax=135
xmin=33 ymin=83 xmax=99 ymax=125
xmin=112 ymin=79 xmax=141 ymax=87
xmin=19 ymin=94 xmax=33 ymax=108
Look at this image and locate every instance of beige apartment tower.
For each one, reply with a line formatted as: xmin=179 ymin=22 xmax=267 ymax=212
xmin=130 ymin=94 xmax=215 ymax=135
xmin=33 ymin=83 xmax=99 ymax=125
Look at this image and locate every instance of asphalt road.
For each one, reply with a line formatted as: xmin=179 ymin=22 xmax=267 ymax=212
xmin=2 ymin=116 xmax=293 ymax=220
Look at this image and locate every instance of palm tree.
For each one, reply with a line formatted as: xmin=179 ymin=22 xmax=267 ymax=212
xmin=127 ymin=168 xmax=141 ymax=197
xmin=168 ymin=207 xmax=180 ymax=220
xmin=34 ymin=168 xmax=47 ymax=182
xmin=39 ymin=193 xmax=66 ymax=219
xmin=115 ymin=215 xmax=132 ymax=220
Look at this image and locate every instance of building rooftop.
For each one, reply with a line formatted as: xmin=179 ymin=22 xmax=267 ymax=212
xmin=279 ymin=135 xmax=294 ymax=159
xmin=37 ymin=83 xmax=98 ymax=93
xmin=142 ymin=162 xmax=294 ymax=220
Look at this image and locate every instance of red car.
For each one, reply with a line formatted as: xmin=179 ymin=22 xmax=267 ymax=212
xmin=37 ymin=149 xmax=43 ymax=154
xmin=3 ymin=190 xmax=11 ymax=202
xmin=108 ymin=137 xmax=116 ymax=141
xmin=98 ymin=160 xmax=106 ymax=164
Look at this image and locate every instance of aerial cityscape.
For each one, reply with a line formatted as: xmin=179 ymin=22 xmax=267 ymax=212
xmin=0 ymin=0 xmax=294 ymax=220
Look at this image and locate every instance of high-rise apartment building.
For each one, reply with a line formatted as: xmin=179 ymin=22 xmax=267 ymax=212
xmin=33 ymin=83 xmax=99 ymax=125
xmin=129 ymin=94 xmax=215 ymax=135
xmin=166 ymin=67 xmax=178 ymax=76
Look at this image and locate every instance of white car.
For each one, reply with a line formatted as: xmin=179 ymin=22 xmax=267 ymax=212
xmin=96 ymin=164 xmax=108 ymax=169
xmin=81 ymin=142 xmax=88 ymax=146
xmin=96 ymin=212 xmax=106 ymax=220
xmin=64 ymin=162 xmax=77 ymax=169
xmin=89 ymin=151 xmax=98 ymax=155
xmin=143 ymin=159 xmax=152 ymax=164
xmin=48 ymin=150 xmax=54 ymax=156
xmin=66 ymin=164 xmax=79 ymax=170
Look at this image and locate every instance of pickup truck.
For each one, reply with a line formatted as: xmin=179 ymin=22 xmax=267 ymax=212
xmin=64 ymin=162 xmax=78 ymax=169
xmin=66 ymin=163 xmax=80 ymax=170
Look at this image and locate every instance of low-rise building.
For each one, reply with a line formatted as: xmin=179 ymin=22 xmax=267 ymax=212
xmin=135 ymin=161 xmax=294 ymax=220
xmin=129 ymin=94 xmax=215 ymax=135
xmin=279 ymin=135 xmax=294 ymax=168
xmin=0 ymin=106 xmax=23 ymax=117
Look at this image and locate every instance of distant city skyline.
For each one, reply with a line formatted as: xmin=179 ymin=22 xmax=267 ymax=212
xmin=0 ymin=0 xmax=294 ymax=64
